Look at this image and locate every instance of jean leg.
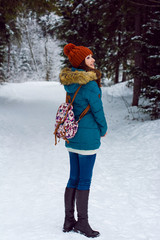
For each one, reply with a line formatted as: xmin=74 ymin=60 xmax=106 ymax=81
xmin=77 ymin=154 xmax=96 ymax=190
xmin=67 ymin=152 xmax=79 ymax=189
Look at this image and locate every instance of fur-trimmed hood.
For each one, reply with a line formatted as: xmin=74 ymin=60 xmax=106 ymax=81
xmin=59 ymin=68 xmax=97 ymax=86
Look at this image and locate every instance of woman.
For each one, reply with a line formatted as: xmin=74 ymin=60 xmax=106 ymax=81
xmin=59 ymin=43 xmax=107 ymax=238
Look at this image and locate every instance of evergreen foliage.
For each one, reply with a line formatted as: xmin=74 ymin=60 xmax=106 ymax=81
xmin=140 ymin=9 xmax=160 ymax=119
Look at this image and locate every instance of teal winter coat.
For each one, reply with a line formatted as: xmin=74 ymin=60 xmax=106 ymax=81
xmin=59 ymin=68 xmax=107 ymax=150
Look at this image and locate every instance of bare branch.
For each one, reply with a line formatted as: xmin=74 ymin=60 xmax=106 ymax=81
xmin=130 ymin=0 xmax=160 ymax=7
xmin=147 ymin=0 xmax=160 ymax=4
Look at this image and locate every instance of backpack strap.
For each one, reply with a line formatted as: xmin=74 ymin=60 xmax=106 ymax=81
xmin=66 ymin=85 xmax=82 ymax=104
xmin=78 ymin=104 xmax=90 ymax=122
xmin=78 ymin=91 xmax=100 ymax=121
xmin=66 ymin=94 xmax=71 ymax=103
xmin=70 ymin=85 xmax=82 ymax=104
xmin=66 ymin=85 xmax=90 ymax=121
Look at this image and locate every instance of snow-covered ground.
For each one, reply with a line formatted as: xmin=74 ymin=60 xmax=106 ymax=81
xmin=0 ymin=81 xmax=160 ymax=240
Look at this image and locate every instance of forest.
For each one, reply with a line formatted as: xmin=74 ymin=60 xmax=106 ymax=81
xmin=0 ymin=0 xmax=160 ymax=119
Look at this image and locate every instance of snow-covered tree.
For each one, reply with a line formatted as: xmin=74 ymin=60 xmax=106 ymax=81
xmin=140 ymin=9 xmax=160 ymax=119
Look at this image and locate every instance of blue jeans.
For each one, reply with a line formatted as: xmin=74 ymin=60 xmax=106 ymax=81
xmin=67 ymin=152 xmax=96 ymax=190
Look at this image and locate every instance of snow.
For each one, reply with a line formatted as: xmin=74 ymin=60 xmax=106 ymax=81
xmin=0 ymin=81 xmax=160 ymax=240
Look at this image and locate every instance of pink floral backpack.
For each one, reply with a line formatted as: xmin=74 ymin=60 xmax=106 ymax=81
xmin=54 ymin=85 xmax=90 ymax=145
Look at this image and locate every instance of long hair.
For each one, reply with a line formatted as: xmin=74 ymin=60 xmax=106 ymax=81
xmin=78 ymin=60 xmax=102 ymax=88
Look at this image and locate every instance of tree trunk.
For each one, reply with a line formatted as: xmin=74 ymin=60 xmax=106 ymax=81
xmin=45 ymin=36 xmax=50 ymax=81
xmin=132 ymin=8 xmax=142 ymax=106
xmin=122 ymin=59 xmax=127 ymax=82
xmin=7 ymin=40 xmax=11 ymax=75
xmin=24 ymin=24 xmax=38 ymax=72
xmin=115 ymin=61 xmax=119 ymax=84
xmin=0 ymin=37 xmax=5 ymax=83
xmin=114 ymin=32 xmax=121 ymax=84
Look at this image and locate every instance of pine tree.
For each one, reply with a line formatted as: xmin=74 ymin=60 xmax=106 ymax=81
xmin=140 ymin=8 xmax=160 ymax=119
xmin=129 ymin=0 xmax=160 ymax=118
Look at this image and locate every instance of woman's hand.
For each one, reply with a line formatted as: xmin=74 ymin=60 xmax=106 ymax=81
xmin=102 ymin=132 xmax=107 ymax=137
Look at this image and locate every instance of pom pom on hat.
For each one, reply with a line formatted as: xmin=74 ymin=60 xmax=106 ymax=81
xmin=64 ymin=43 xmax=76 ymax=57
xmin=63 ymin=43 xmax=93 ymax=68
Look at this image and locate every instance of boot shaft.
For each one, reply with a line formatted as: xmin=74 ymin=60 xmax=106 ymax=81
xmin=76 ymin=189 xmax=90 ymax=220
xmin=64 ymin=187 xmax=76 ymax=215
xmin=63 ymin=187 xmax=77 ymax=232
xmin=74 ymin=189 xmax=100 ymax=238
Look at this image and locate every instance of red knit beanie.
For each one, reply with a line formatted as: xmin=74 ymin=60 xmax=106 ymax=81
xmin=64 ymin=43 xmax=93 ymax=68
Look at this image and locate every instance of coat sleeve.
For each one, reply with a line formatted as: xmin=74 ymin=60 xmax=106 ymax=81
xmin=85 ymin=81 xmax=108 ymax=136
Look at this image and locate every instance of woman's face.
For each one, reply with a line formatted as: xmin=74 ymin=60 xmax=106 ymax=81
xmin=85 ymin=54 xmax=95 ymax=69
